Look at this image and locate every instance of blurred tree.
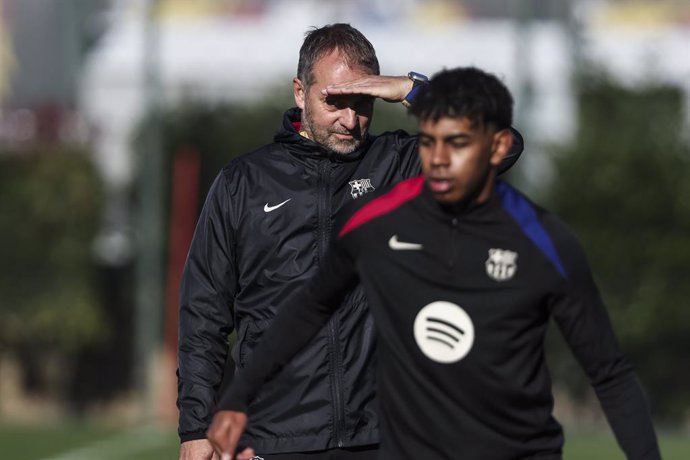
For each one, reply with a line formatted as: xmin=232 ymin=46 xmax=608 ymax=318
xmin=544 ymin=74 xmax=690 ymax=422
xmin=133 ymin=97 xmax=286 ymax=221
xmin=0 ymin=148 xmax=106 ymax=394
xmin=370 ymin=100 xmax=417 ymax=135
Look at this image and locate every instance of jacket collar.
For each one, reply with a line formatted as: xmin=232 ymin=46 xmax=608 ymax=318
xmin=274 ymin=107 xmax=373 ymax=163
xmin=419 ymin=178 xmax=504 ymax=221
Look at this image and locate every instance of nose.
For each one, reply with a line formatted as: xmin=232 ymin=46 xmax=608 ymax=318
xmin=430 ymin=144 xmax=450 ymax=167
xmin=339 ymin=107 xmax=358 ymax=131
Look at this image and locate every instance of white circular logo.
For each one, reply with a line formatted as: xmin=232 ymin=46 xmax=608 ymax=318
xmin=413 ymin=301 xmax=474 ymax=363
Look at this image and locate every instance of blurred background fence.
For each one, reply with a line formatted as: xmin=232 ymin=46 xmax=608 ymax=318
xmin=0 ymin=0 xmax=689 ymax=458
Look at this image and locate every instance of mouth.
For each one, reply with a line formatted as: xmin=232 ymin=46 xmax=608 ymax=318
xmin=333 ymin=132 xmax=355 ymax=140
xmin=427 ymin=177 xmax=453 ymax=194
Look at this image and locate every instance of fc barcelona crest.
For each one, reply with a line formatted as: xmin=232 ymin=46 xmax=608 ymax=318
xmin=349 ymin=178 xmax=375 ymax=199
xmin=485 ymin=248 xmax=518 ymax=281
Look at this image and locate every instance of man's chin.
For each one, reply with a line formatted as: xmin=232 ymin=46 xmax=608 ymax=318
xmin=327 ymin=139 xmax=361 ymax=155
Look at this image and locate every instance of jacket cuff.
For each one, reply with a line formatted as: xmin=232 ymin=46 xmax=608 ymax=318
xmin=180 ymin=430 xmax=208 ymax=444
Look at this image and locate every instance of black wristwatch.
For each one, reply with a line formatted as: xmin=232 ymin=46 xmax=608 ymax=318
xmin=401 ymin=71 xmax=429 ymax=108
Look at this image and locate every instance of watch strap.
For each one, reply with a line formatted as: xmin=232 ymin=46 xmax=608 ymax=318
xmin=402 ymin=71 xmax=429 ymax=108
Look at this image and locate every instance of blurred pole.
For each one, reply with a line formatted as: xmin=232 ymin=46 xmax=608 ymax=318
xmin=61 ymin=0 xmax=79 ymax=108
xmin=513 ymin=0 xmax=535 ymax=132
xmin=510 ymin=0 xmax=537 ymax=190
xmin=135 ymin=0 xmax=164 ymax=424
xmin=565 ymin=0 xmax=586 ymax=94
xmin=161 ymin=148 xmax=201 ymax=423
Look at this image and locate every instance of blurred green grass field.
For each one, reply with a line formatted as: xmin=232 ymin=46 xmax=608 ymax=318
xmin=0 ymin=423 xmax=687 ymax=459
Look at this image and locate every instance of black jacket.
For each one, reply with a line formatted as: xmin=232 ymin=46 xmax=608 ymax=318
xmin=177 ymin=108 xmax=524 ymax=453
xmin=220 ymin=178 xmax=659 ymax=460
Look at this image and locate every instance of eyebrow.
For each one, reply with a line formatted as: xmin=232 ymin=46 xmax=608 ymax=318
xmin=419 ymin=132 xmax=471 ymax=142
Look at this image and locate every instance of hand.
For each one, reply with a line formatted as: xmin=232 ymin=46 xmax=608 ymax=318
xmin=179 ymin=439 xmax=219 ymax=460
xmin=321 ymin=75 xmax=413 ymax=103
xmin=206 ymin=410 xmax=255 ymax=460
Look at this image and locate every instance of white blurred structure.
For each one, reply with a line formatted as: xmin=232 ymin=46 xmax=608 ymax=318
xmin=79 ymin=0 xmax=690 ymax=190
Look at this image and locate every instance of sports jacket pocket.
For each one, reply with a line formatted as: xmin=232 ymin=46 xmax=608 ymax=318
xmin=237 ymin=319 xmax=272 ymax=367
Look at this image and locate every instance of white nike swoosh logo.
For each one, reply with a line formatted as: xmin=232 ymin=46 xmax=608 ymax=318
xmin=388 ymin=235 xmax=423 ymax=250
xmin=264 ymin=199 xmax=291 ymax=212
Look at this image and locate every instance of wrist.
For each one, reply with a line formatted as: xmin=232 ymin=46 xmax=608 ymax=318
xmin=402 ymin=71 xmax=429 ymax=108
xmin=180 ymin=431 xmax=209 ymax=443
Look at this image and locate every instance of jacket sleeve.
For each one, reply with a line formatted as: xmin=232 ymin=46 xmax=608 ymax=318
xmin=545 ymin=214 xmax=660 ymax=460
xmin=217 ymin=237 xmax=358 ymax=413
xmin=395 ymin=132 xmax=422 ymax=179
xmin=177 ymin=171 xmax=237 ymax=442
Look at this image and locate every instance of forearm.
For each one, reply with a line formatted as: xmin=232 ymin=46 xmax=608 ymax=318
xmin=594 ymin=368 xmax=660 ymax=459
xmin=177 ymin=171 xmax=237 ymax=440
xmin=178 ymin=313 xmax=233 ymax=440
xmin=321 ymin=74 xmax=413 ymax=103
xmin=177 ymin=380 xmax=215 ymax=441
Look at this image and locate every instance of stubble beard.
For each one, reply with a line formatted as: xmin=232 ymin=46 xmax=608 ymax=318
xmin=302 ymin=104 xmax=362 ymax=155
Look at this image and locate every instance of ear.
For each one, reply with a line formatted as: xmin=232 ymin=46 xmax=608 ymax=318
xmin=489 ymin=128 xmax=514 ymax=167
xmin=293 ymin=78 xmax=306 ymax=110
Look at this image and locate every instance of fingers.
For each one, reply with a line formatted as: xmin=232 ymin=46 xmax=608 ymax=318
xmin=235 ymin=447 xmax=257 ymax=460
xmin=321 ymin=80 xmax=379 ymax=96
xmin=207 ymin=418 xmax=235 ymax=458
xmin=179 ymin=439 xmax=216 ymax=460
xmin=207 ymin=411 xmax=248 ymax=460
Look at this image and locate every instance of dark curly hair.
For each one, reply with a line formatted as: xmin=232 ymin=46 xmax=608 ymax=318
xmin=409 ymin=67 xmax=513 ymax=130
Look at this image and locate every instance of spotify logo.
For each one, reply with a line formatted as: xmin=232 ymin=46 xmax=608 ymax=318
xmin=413 ymin=301 xmax=475 ymax=363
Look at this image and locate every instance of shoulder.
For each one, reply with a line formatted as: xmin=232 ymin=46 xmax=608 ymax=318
xmin=539 ymin=212 xmax=594 ymax=285
xmin=222 ymin=142 xmax=284 ymax=171
xmin=218 ymin=143 xmax=285 ymax=193
xmin=495 ymin=181 xmax=590 ymax=281
xmin=337 ymin=176 xmax=425 ymax=239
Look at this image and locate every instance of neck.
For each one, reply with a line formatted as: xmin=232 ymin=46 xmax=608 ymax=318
xmin=439 ymin=169 xmax=497 ymax=214
xmin=475 ymin=169 xmax=498 ymax=204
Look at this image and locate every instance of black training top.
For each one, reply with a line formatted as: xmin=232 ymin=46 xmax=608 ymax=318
xmin=218 ymin=177 xmax=660 ymax=460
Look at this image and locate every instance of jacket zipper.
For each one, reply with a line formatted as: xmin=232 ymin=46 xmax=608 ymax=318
xmin=318 ymin=160 xmax=346 ymax=447
xmin=449 ymin=217 xmax=459 ymax=268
